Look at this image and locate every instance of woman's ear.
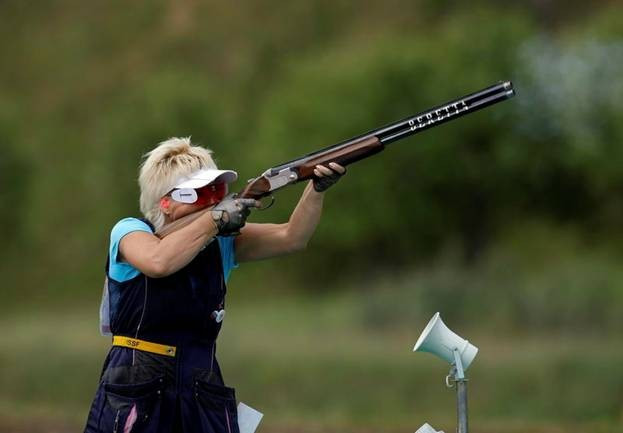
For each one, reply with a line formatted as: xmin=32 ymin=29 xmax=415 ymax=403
xmin=160 ymin=197 xmax=171 ymax=214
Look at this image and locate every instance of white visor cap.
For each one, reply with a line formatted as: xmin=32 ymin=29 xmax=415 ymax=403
xmin=174 ymin=168 xmax=238 ymax=189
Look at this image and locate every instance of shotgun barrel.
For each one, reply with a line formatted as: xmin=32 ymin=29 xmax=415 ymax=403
xmin=268 ymin=81 xmax=514 ymax=175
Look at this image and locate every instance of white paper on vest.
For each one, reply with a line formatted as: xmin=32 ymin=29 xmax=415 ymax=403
xmin=237 ymin=402 xmax=263 ymax=433
xmin=99 ymin=277 xmax=112 ymax=336
xmin=415 ymin=423 xmax=444 ymax=433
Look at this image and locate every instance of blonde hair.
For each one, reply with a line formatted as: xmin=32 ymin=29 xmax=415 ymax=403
xmin=139 ymin=137 xmax=217 ymax=230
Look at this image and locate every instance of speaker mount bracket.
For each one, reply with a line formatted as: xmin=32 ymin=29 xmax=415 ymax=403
xmin=452 ymin=348 xmax=466 ymax=380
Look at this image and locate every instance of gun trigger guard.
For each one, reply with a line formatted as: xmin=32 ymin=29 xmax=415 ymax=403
xmin=258 ymin=195 xmax=275 ymax=211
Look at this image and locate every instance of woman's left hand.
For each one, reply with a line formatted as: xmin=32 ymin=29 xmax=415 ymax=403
xmin=312 ymin=162 xmax=347 ymax=192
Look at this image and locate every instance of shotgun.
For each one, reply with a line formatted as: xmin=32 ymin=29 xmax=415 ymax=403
xmin=157 ymin=81 xmax=515 ymax=238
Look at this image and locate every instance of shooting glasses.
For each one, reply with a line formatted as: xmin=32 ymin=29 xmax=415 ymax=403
xmin=170 ymin=183 xmax=228 ymax=206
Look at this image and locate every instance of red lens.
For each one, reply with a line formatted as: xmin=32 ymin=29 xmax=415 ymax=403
xmin=194 ymin=183 xmax=228 ymax=207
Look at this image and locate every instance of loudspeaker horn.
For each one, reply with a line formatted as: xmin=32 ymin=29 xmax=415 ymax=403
xmin=413 ymin=312 xmax=478 ymax=370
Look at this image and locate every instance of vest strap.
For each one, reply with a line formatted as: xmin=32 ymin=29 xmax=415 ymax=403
xmin=112 ymin=336 xmax=177 ymax=357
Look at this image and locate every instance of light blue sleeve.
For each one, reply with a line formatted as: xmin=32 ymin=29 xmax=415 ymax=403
xmin=109 ymin=218 xmax=153 ymax=282
xmin=109 ymin=218 xmax=237 ymax=283
xmin=217 ymin=236 xmax=238 ymax=283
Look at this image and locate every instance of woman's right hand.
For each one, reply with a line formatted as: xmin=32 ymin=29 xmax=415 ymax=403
xmin=211 ymin=194 xmax=260 ymax=236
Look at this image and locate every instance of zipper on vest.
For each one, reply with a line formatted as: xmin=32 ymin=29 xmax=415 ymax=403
xmin=225 ymin=406 xmax=232 ymax=433
xmin=112 ymin=409 xmax=120 ymax=433
xmin=132 ymin=278 xmax=150 ymax=366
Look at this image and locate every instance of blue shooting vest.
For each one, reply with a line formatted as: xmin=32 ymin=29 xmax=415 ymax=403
xmin=84 ymin=228 xmax=239 ymax=433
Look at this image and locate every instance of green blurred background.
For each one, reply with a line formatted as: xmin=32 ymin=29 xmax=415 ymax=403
xmin=1 ymin=1 xmax=623 ymax=432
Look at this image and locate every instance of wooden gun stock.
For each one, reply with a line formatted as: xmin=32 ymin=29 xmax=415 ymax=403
xmin=296 ymin=136 xmax=383 ymax=179
xmin=155 ymin=207 xmax=212 ymax=238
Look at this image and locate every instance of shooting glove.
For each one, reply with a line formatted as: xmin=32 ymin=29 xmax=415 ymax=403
xmin=313 ymin=163 xmax=346 ymax=192
xmin=211 ymin=193 xmax=258 ymax=236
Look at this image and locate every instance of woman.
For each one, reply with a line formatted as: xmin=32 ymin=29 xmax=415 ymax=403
xmin=84 ymin=137 xmax=345 ymax=433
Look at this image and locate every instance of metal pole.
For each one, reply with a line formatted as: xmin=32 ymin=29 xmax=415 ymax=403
xmin=456 ymin=378 xmax=468 ymax=433
xmin=449 ymin=349 xmax=469 ymax=433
